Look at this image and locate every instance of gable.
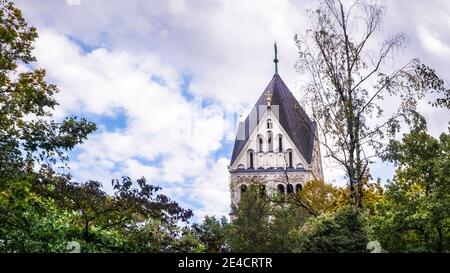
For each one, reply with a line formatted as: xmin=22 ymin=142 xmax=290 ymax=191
xmin=231 ymin=106 xmax=310 ymax=168
xmin=230 ymin=74 xmax=316 ymax=165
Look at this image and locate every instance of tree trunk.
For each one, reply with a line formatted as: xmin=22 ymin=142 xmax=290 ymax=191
xmin=436 ymin=225 xmax=443 ymax=253
xmin=84 ymin=220 xmax=90 ymax=242
xmin=355 ymin=123 xmax=363 ymax=209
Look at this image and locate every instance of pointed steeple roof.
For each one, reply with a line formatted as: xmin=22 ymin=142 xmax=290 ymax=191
xmin=230 ymin=74 xmax=316 ymax=165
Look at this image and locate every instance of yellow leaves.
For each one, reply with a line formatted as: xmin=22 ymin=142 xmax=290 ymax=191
xmin=131 ymin=212 xmax=146 ymax=222
xmin=0 ymin=190 xmax=10 ymax=199
xmin=299 ymin=179 xmax=348 ymax=214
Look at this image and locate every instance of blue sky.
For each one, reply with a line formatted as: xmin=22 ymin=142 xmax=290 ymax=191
xmin=13 ymin=0 xmax=450 ymax=221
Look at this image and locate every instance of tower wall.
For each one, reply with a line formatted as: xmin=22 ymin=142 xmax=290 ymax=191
xmin=229 ymin=170 xmax=314 ymax=206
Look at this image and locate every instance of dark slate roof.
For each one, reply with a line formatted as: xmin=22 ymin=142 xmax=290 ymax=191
xmin=230 ymin=74 xmax=316 ymax=165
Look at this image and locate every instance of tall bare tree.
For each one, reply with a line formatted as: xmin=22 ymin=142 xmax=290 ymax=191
xmin=295 ymin=0 xmax=449 ymax=208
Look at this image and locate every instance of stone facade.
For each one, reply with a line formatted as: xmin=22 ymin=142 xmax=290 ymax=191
xmin=228 ymin=74 xmax=323 ymax=207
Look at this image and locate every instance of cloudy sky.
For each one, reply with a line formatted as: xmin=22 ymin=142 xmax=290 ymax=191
xmin=14 ymin=0 xmax=450 ymax=221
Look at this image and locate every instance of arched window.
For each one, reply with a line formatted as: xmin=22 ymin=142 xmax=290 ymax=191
xmin=237 ymin=164 xmax=245 ymax=169
xmin=267 ymin=131 xmax=273 ymax=152
xmin=258 ymin=135 xmax=263 ymax=152
xmin=287 ymin=184 xmax=294 ymax=194
xmin=296 ymin=163 xmax=304 ymax=169
xmin=295 ymin=184 xmax=302 ymax=193
xmin=278 ymin=135 xmax=283 ymax=152
xmin=288 ymin=151 xmax=293 ymax=168
xmin=267 ymin=119 xmax=273 ymax=129
xmin=277 ymin=184 xmax=285 ymax=194
xmin=240 ymin=184 xmax=247 ymax=194
xmin=247 ymin=149 xmax=254 ymax=169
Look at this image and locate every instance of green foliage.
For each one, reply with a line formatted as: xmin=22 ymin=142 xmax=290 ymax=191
xmin=225 ymin=181 xmax=372 ymax=253
xmin=0 ymin=0 xmax=37 ymax=71
xmin=266 ymin=203 xmax=310 ymax=252
xmin=227 ymin=183 xmax=271 ymax=252
xmin=413 ymin=64 xmax=450 ymax=109
xmin=192 ymin=216 xmax=229 ymax=253
xmin=226 ymin=182 xmax=314 ymax=253
xmin=0 ymin=1 xmax=196 ymax=253
xmin=294 ymin=209 xmax=369 ymax=253
xmin=299 ymin=180 xmax=348 ymax=214
xmin=0 ymin=0 xmax=95 ymax=252
xmin=0 ymin=1 xmax=96 ymax=181
xmin=372 ymin=128 xmax=450 ymax=252
xmin=0 ymin=173 xmax=197 ymax=252
xmin=50 ymin=176 xmax=195 ymax=253
xmin=209 ymin=128 xmax=449 ymax=254
xmin=295 ymin=0 xmax=449 ymax=210
xmin=0 ymin=175 xmax=72 ymax=252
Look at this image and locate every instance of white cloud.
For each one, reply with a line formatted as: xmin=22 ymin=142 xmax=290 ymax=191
xmin=189 ymin=157 xmax=230 ymax=221
xmin=33 ymin=29 xmax=230 ymax=216
xmin=418 ymin=26 xmax=450 ymax=58
xmin=22 ymin=1 xmax=314 ymax=219
xmin=16 ymin=0 xmax=312 ymax=109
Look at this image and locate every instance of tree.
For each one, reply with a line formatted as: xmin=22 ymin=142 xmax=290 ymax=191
xmin=0 ymin=1 xmax=198 ymax=253
xmin=0 ymin=173 xmax=73 ymax=252
xmin=227 ymin=184 xmax=271 ymax=252
xmin=266 ymin=203 xmax=310 ymax=252
xmin=53 ymin=176 xmax=195 ymax=252
xmin=228 ymin=182 xmax=313 ymax=253
xmin=372 ymin=128 xmax=450 ymax=252
xmin=298 ymin=180 xmax=347 ymax=214
xmin=361 ymin=176 xmax=384 ymax=216
xmin=192 ymin=216 xmax=229 ymax=253
xmin=295 ymin=0 xmax=449 ymax=208
xmin=294 ymin=208 xmax=369 ymax=253
xmin=0 ymin=0 xmax=96 ymax=181
xmin=0 ymin=0 xmax=96 ymax=252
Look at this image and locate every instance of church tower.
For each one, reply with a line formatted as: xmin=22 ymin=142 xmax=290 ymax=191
xmin=228 ymin=43 xmax=323 ymax=206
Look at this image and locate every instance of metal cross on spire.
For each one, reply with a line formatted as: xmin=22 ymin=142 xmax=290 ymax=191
xmin=274 ymin=41 xmax=279 ymax=75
